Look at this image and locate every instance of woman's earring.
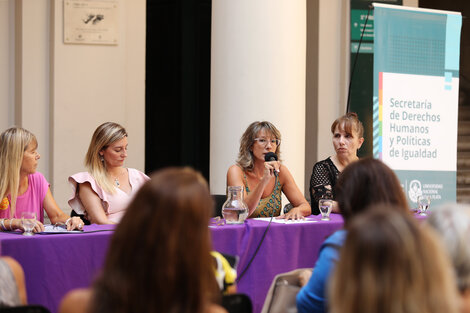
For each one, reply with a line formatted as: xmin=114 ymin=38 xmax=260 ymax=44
xmin=99 ymin=155 xmax=104 ymax=163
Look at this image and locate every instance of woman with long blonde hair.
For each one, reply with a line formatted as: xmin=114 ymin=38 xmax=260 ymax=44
xmin=0 ymin=127 xmax=83 ymax=231
xmin=68 ymin=122 xmax=149 ymax=224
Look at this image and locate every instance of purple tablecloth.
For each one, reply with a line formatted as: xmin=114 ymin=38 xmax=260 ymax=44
xmin=0 ymin=216 xmax=345 ymax=313
xmin=0 ymin=224 xmax=116 ymax=313
xmin=211 ymin=214 xmax=344 ymax=313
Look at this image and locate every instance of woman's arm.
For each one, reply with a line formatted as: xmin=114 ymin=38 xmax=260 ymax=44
xmin=78 ymin=182 xmax=115 ymax=225
xmin=3 ymin=257 xmax=27 ymax=305
xmin=43 ymin=189 xmax=83 ymax=230
xmin=278 ymin=165 xmax=311 ymax=219
xmin=227 ymin=164 xmax=279 ymax=216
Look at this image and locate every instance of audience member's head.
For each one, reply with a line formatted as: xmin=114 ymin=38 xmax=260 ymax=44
xmin=427 ymin=203 xmax=470 ymax=313
xmin=335 ymin=157 xmax=409 ymax=225
xmin=329 ymin=207 xmax=459 ymax=313
xmin=91 ymin=167 xmax=219 ymax=313
xmin=237 ymin=121 xmax=282 ymax=171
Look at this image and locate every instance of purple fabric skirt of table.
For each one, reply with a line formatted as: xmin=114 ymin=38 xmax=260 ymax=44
xmin=0 ymin=216 xmax=345 ymax=313
xmin=210 ymin=214 xmax=345 ymax=313
xmin=0 ymin=224 xmax=116 ymax=313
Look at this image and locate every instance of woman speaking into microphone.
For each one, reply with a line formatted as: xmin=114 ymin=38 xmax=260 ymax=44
xmin=227 ymin=121 xmax=311 ymax=220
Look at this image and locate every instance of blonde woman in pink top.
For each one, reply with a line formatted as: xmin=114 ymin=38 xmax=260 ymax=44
xmin=0 ymin=127 xmax=83 ymax=232
xmin=69 ymin=122 xmax=149 ymax=224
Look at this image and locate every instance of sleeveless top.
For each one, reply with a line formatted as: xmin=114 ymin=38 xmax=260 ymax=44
xmin=243 ymin=172 xmax=282 ymax=217
xmin=0 ymin=259 xmax=21 ymax=307
xmin=0 ymin=172 xmax=48 ymax=222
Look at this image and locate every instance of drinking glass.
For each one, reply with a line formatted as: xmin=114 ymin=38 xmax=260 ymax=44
xmin=318 ymin=198 xmax=333 ymax=221
xmin=417 ymin=195 xmax=431 ymax=216
xmin=21 ymin=212 xmax=36 ymax=236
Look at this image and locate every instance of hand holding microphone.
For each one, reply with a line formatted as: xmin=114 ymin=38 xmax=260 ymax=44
xmin=264 ymin=152 xmax=280 ymax=177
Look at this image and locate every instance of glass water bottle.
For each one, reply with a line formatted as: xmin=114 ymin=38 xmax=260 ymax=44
xmin=222 ymin=186 xmax=249 ymax=224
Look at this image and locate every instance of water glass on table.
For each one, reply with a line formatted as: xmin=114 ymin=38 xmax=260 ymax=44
xmin=21 ymin=212 xmax=37 ymax=236
xmin=417 ymin=195 xmax=431 ymax=216
xmin=318 ymin=198 xmax=333 ymax=221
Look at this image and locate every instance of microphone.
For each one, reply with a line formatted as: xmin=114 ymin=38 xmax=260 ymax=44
xmin=264 ymin=152 xmax=279 ymax=176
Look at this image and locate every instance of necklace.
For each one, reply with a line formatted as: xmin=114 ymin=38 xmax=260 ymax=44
xmin=114 ymin=178 xmax=120 ymax=187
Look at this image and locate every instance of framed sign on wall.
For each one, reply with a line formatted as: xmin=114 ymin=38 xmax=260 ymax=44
xmin=64 ymin=0 xmax=118 ymax=45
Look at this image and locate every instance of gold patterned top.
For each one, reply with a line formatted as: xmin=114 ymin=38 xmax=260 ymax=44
xmin=243 ymin=172 xmax=282 ymax=217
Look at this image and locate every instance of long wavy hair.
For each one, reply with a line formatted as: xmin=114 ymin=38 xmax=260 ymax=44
xmin=335 ymin=157 xmax=409 ymax=226
xmin=236 ymin=121 xmax=282 ymax=171
xmin=329 ymin=207 xmax=459 ymax=313
xmin=84 ymin=122 xmax=127 ymax=194
xmin=0 ymin=127 xmax=37 ymax=217
xmin=91 ymin=167 xmax=220 ymax=313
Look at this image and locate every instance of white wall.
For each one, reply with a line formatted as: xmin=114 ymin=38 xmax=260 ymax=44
xmin=210 ymin=0 xmax=307 ymax=200
xmin=50 ymin=0 xmax=146 ymax=211
xmin=0 ymin=0 xmax=15 ymax=133
xmin=0 ymin=0 xmax=146 ymax=213
xmin=316 ymin=0 xmax=350 ymax=160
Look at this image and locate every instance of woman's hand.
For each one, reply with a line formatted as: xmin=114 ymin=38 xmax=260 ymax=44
xmin=66 ymin=216 xmax=84 ymax=231
xmin=263 ymin=160 xmax=280 ymax=179
xmin=9 ymin=218 xmax=44 ymax=233
xmin=298 ymin=269 xmax=313 ymax=287
xmin=278 ymin=206 xmax=305 ymax=220
xmin=31 ymin=220 xmax=45 ymax=233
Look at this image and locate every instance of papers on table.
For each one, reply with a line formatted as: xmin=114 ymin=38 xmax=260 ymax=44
xmin=39 ymin=224 xmax=84 ymax=234
xmin=253 ymin=217 xmax=319 ymax=224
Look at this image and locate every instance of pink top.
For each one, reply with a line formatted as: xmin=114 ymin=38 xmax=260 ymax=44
xmin=68 ymin=168 xmax=149 ymax=223
xmin=0 ymin=172 xmax=48 ymax=222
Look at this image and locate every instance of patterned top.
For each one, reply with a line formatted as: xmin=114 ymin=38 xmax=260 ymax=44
xmin=0 ymin=259 xmax=21 ymax=307
xmin=309 ymin=158 xmax=340 ymax=215
xmin=244 ymin=172 xmax=282 ymax=217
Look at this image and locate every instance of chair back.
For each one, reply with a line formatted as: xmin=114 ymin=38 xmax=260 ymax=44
xmin=0 ymin=305 xmax=51 ymax=313
xmin=212 ymin=194 xmax=227 ymax=217
xmin=222 ymin=293 xmax=252 ymax=313
xmin=71 ymin=210 xmax=91 ymax=225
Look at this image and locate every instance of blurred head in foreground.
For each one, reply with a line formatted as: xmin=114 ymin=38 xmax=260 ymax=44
xmin=427 ymin=203 xmax=470 ymax=313
xmin=91 ymin=167 xmax=219 ymax=313
xmin=329 ymin=207 xmax=459 ymax=313
xmin=335 ymin=157 xmax=409 ymax=226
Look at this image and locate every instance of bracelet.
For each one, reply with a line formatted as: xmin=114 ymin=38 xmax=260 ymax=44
xmin=65 ymin=218 xmax=72 ymax=225
xmin=0 ymin=219 xmax=5 ymax=231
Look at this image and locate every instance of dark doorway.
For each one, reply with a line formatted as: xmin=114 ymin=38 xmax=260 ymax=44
xmin=145 ymin=0 xmax=212 ymax=180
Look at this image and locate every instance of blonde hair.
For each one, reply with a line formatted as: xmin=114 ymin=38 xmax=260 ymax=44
xmin=236 ymin=121 xmax=282 ymax=171
xmin=329 ymin=207 xmax=459 ymax=313
xmin=0 ymin=127 xmax=37 ymax=217
xmin=85 ymin=122 xmax=128 ymax=194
